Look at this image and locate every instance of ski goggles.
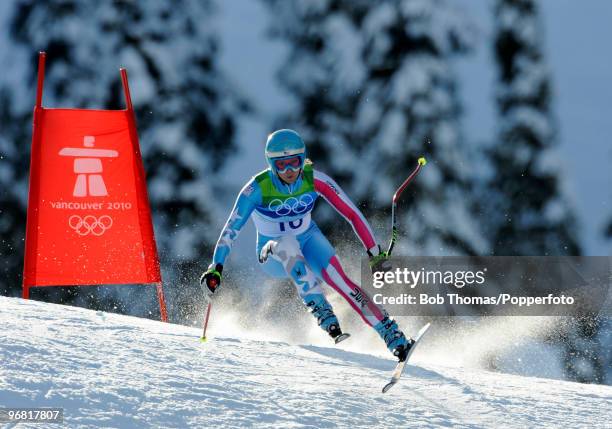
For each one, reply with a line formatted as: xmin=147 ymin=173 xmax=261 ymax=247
xmin=273 ymin=155 xmax=304 ymax=173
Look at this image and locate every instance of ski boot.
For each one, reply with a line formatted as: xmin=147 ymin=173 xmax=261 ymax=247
xmin=328 ymin=323 xmax=351 ymax=344
xmin=305 ymin=295 xmax=350 ymax=344
xmin=374 ymin=315 xmax=414 ymax=361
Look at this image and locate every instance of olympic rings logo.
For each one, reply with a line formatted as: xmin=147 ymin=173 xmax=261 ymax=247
xmin=68 ymin=215 xmax=113 ymax=236
xmin=268 ymin=194 xmax=314 ymax=216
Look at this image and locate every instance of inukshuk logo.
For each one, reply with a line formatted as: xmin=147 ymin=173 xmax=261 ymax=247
xmin=58 ymin=135 xmax=119 ymax=236
xmin=59 ymin=135 xmax=118 ymax=197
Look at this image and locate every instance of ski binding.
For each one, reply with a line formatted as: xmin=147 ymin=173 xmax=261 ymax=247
xmin=382 ymin=322 xmax=431 ymax=394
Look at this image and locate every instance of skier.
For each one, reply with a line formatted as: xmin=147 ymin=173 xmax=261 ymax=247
xmin=200 ymin=129 xmax=414 ymax=360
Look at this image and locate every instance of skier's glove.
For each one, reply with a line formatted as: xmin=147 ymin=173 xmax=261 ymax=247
xmin=200 ymin=263 xmax=223 ymax=295
xmin=368 ymin=246 xmax=391 ymax=274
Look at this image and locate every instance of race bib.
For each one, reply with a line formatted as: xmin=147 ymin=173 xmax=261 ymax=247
xmin=252 ymin=211 xmax=311 ymax=236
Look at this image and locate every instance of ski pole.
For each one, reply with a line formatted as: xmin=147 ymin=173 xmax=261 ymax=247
xmin=387 ymin=157 xmax=427 ymax=256
xmin=200 ymin=301 xmax=212 ymax=342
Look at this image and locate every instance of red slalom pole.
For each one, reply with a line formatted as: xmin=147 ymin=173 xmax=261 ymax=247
xmin=200 ymin=302 xmax=212 ymax=342
xmin=387 ymin=157 xmax=427 ymax=256
xmin=35 ymin=51 xmax=46 ymax=108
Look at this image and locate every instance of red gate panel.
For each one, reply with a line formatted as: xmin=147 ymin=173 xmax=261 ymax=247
xmin=23 ymin=52 xmax=168 ymax=322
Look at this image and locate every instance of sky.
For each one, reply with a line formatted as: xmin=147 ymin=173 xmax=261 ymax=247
xmin=217 ymin=0 xmax=612 ymax=257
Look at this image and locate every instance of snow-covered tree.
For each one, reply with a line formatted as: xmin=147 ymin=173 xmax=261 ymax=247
xmin=0 ymin=0 xmax=249 ymax=319
xmin=489 ymin=0 xmax=579 ymax=256
xmin=264 ymin=0 xmax=486 ymax=256
xmin=491 ymin=0 xmax=605 ymax=384
xmin=0 ymin=86 xmax=31 ymax=296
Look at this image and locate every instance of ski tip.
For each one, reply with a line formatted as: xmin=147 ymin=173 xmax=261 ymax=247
xmin=418 ymin=322 xmax=432 ymax=336
xmin=382 ymin=382 xmax=395 ymax=394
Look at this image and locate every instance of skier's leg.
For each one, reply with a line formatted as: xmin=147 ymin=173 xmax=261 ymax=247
xmin=257 ymin=234 xmax=342 ymax=337
xmin=299 ymin=224 xmax=382 ymax=325
xmin=302 ymin=225 xmax=412 ymax=359
xmin=324 ymin=256 xmax=413 ymax=359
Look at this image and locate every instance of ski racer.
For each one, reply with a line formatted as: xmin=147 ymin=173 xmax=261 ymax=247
xmin=200 ymin=129 xmax=414 ymax=360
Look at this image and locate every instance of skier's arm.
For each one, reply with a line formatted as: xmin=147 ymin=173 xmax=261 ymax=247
xmin=313 ymin=170 xmax=378 ymax=253
xmin=212 ymin=180 xmax=261 ymax=266
xmin=203 ymin=180 xmax=259 ymax=293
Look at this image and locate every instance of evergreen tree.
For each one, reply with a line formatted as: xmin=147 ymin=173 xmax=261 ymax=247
xmin=491 ymin=0 xmax=606 ymax=384
xmin=0 ymin=86 xmax=31 ymax=296
xmin=490 ymin=0 xmax=579 ymax=256
xmin=264 ymin=0 xmax=486 ymax=256
xmin=0 ymin=0 xmax=249 ymax=320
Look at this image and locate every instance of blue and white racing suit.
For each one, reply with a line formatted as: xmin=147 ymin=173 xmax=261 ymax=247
xmin=212 ymin=164 xmax=388 ymax=332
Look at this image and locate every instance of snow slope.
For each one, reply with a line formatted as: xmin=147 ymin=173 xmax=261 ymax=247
xmin=1 ymin=297 xmax=610 ymax=428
